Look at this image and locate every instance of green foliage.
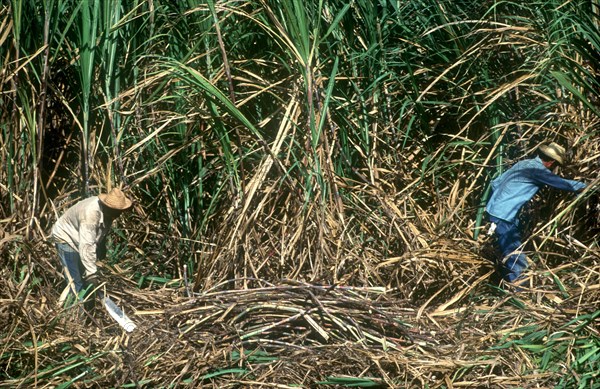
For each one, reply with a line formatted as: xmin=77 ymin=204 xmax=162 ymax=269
xmin=491 ymin=310 xmax=600 ymax=387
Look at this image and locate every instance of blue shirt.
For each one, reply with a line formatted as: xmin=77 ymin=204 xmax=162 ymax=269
xmin=486 ymin=156 xmax=586 ymax=223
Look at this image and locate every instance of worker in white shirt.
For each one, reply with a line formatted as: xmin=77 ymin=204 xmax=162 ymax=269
xmin=52 ymin=187 xmax=133 ymax=305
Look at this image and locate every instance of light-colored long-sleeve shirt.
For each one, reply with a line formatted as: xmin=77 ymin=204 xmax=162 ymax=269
xmin=486 ymin=156 xmax=586 ymax=223
xmin=52 ymin=196 xmax=112 ymax=277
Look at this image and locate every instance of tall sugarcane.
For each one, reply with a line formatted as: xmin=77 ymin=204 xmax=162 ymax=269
xmin=77 ymin=0 xmax=99 ymax=196
xmin=101 ymin=0 xmax=125 ymax=187
xmin=29 ymin=1 xmax=52 ymax=235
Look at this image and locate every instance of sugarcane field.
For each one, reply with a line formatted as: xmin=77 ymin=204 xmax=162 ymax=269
xmin=2 ymin=1 xmax=600 ymax=388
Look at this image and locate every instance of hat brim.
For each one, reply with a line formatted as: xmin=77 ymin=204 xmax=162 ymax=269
xmin=539 ymin=144 xmax=564 ymax=165
xmin=98 ymin=193 xmax=133 ymax=210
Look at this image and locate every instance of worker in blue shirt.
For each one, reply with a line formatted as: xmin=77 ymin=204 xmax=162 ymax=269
xmin=486 ymin=142 xmax=586 ymax=284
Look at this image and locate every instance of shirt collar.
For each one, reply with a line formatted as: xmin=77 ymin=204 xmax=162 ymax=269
xmin=97 ymin=198 xmax=107 ymax=227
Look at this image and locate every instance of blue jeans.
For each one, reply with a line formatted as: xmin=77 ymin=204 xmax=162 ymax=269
xmin=489 ymin=216 xmax=528 ymax=282
xmin=56 ymin=242 xmax=85 ymax=294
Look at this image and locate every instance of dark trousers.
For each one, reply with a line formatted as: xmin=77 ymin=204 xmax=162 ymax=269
xmin=56 ymin=242 xmax=98 ymax=313
xmin=56 ymin=242 xmax=85 ymax=294
xmin=489 ymin=216 xmax=528 ymax=282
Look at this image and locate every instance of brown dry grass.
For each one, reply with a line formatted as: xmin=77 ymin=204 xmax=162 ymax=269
xmin=2 ymin=131 xmax=599 ymax=388
xmin=2 ymin=177 xmax=598 ymax=387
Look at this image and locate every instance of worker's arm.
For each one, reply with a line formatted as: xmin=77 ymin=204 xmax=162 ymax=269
xmin=79 ymin=223 xmax=99 ymax=277
xmin=78 ymin=209 xmax=102 ymax=278
xmin=97 ymin=237 xmax=107 ymax=261
xmin=534 ymin=168 xmax=586 ymax=192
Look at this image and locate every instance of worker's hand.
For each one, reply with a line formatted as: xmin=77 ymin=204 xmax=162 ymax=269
xmin=83 ymin=273 xmax=105 ymax=297
xmin=82 ymin=274 xmax=102 ymax=313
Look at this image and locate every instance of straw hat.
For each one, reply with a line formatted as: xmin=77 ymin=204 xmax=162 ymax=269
xmin=98 ymin=188 xmax=133 ymax=210
xmin=538 ymin=142 xmax=566 ymax=165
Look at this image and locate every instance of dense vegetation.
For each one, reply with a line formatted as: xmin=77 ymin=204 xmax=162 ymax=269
xmin=1 ymin=0 xmax=599 ymax=387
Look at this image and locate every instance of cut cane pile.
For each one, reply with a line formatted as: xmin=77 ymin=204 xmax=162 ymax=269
xmin=2 ymin=193 xmax=599 ymax=388
xmin=2 ymin=136 xmax=600 ymax=387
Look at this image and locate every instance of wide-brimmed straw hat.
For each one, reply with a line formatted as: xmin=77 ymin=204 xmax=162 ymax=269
xmin=538 ymin=142 xmax=566 ymax=165
xmin=98 ymin=188 xmax=133 ymax=210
